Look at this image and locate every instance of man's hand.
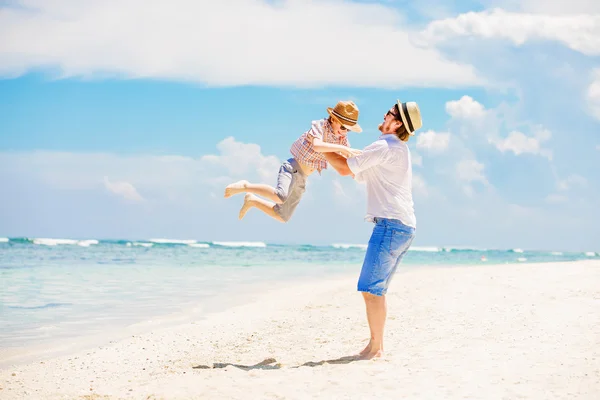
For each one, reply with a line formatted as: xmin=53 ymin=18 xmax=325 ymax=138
xmin=342 ymin=148 xmax=362 ymax=158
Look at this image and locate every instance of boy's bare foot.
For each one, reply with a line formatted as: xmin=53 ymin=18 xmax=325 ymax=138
xmin=224 ymin=180 xmax=249 ymax=198
xmin=239 ymin=193 xmax=256 ymax=220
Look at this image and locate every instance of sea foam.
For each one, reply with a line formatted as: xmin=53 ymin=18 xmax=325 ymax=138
xmin=212 ymin=241 xmax=267 ymax=248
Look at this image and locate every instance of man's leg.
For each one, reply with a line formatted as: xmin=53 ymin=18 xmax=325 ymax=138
xmin=359 ymin=292 xmax=387 ymax=359
xmin=238 ymin=193 xmax=285 ymax=222
xmin=224 ymin=181 xmax=283 ymax=204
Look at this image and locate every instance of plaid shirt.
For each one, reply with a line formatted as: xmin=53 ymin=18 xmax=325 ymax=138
xmin=290 ymin=118 xmax=350 ymax=172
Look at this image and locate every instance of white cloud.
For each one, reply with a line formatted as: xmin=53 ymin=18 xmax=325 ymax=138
xmin=444 ymin=96 xmax=498 ymax=140
xmin=557 ymin=174 xmax=588 ymax=191
xmin=0 ymin=137 xmax=281 ymax=203
xmin=484 ymin=0 xmax=600 ymax=15
xmin=445 ymin=95 xmax=487 ymax=121
xmin=0 ymin=0 xmax=481 ymax=88
xmin=587 ymin=68 xmax=600 ymax=120
xmin=490 ymin=127 xmax=552 ymax=159
xmin=545 ymin=194 xmax=568 ymax=204
xmin=416 ymin=130 xmax=451 ymax=153
xmin=332 ymin=179 xmax=347 ymax=199
xmin=419 ymin=9 xmax=600 ymax=56
xmin=412 ymin=152 xmax=423 ymax=167
xmin=456 ymin=159 xmax=488 ymax=184
xmin=103 ymin=177 xmax=144 ymax=202
xmin=200 ymin=137 xmax=281 ymax=184
xmin=412 ymin=174 xmax=428 ymax=197
xmin=456 ymin=159 xmax=489 ymax=197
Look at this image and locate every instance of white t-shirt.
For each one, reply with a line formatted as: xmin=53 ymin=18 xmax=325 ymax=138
xmin=347 ymin=134 xmax=416 ymax=228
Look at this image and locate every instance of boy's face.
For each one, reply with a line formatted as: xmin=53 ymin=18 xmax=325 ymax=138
xmin=330 ymin=118 xmax=350 ymax=137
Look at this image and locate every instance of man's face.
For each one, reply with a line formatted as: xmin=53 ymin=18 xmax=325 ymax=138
xmin=378 ymin=106 xmax=403 ymax=134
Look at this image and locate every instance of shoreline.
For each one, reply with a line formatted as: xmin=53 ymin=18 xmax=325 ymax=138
xmin=1 ymin=260 xmax=599 ymax=399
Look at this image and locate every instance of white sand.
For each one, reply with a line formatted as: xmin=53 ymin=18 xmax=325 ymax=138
xmin=1 ymin=260 xmax=599 ymax=399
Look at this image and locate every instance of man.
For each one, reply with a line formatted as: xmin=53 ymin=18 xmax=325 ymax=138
xmin=324 ymin=100 xmax=422 ymax=360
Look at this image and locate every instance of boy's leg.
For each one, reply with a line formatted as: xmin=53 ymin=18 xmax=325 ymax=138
xmin=224 ymin=181 xmax=282 ymax=204
xmin=239 ymin=194 xmax=285 ymax=222
xmin=225 ymin=159 xmax=298 ymax=204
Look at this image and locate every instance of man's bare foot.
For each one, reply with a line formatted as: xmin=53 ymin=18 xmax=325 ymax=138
xmin=224 ymin=180 xmax=249 ymax=198
xmin=239 ymin=193 xmax=256 ymax=220
xmin=359 ymin=349 xmax=383 ymax=360
xmin=359 ymin=341 xmax=372 ymax=357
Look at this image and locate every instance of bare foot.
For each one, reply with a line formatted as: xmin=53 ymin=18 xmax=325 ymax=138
xmin=359 ymin=341 xmax=372 ymax=357
xmin=239 ymin=193 xmax=256 ymax=220
xmin=359 ymin=349 xmax=384 ymax=360
xmin=224 ymin=180 xmax=249 ymax=198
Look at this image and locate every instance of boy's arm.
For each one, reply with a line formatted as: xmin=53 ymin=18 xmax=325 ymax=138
xmin=312 ymin=137 xmax=361 ymax=157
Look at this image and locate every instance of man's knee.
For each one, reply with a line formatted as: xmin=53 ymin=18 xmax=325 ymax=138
xmin=362 ymin=291 xmax=385 ymax=301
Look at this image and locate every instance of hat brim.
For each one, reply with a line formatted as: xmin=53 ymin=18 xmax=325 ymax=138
xmin=327 ymin=108 xmax=362 ymax=133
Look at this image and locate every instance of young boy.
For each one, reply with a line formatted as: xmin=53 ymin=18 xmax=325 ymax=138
xmin=224 ymin=100 xmax=363 ymax=222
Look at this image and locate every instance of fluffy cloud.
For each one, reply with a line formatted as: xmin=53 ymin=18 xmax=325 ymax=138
xmin=412 ymin=152 xmax=423 ymax=167
xmin=490 ymin=128 xmax=552 ymax=159
xmin=484 ymin=0 xmax=600 ymax=15
xmin=587 ymin=68 xmax=600 ymax=120
xmin=445 ymin=96 xmax=487 ymax=121
xmin=545 ymin=194 xmax=568 ymax=204
xmin=412 ymin=174 xmax=429 ymax=197
xmin=444 ymin=96 xmax=498 ymax=140
xmin=556 ymin=174 xmax=588 ymax=191
xmin=0 ymin=137 xmax=279 ymax=204
xmin=455 ymin=159 xmax=489 ymax=197
xmin=419 ymin=9 xmax=600 ymax=56
xmin=0 ymin=0 xmax=480 ymax=88
xmin=456 ymin=159 xmax=488 ymax=184
xmin=103 ymin=177 xmax=144 ymax=202
xmin=200 ymin=137 xmax=281 ymax=184
xmin=416 ymin=130 xmax=451 ymax=153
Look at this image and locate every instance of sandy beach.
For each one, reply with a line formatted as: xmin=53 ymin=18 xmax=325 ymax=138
xmin=1 ymin=260 xmax=599 ymax=399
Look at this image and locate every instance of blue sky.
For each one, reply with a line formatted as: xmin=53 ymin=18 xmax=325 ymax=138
xmin=1 ymin=0 xmax=599 ymax=251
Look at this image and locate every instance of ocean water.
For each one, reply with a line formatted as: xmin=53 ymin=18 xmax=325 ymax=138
xmin=1 ymin=237 xmax=598 ymax=353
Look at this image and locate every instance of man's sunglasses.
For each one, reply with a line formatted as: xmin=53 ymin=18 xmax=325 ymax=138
xmin=387 ymin=110 xmax=401 ymax=121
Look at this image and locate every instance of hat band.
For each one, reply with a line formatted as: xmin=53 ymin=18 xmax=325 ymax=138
xmin=331 ymin=110 xmax=357 ymax=125
xmin=401 ymin=102 xmax=415 ymax=133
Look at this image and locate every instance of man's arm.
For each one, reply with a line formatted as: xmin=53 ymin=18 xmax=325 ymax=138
xmin=323 ymin=152 xmax=353 ymax=176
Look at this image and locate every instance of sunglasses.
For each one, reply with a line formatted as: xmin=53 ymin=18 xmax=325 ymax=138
xmin=387 ymin=110 xmax=401 ymax=121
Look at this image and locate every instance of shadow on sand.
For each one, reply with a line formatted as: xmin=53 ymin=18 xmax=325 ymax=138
xmin=193 ymin=355 xmax=361 ymax=371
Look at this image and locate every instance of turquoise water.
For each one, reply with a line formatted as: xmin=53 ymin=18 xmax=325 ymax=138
xmin=1 ymin=237 xmax=598 ymax=349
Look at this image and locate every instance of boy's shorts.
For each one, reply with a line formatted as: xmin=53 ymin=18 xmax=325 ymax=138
xmin=357 ymin=217 xmax=415 ymax=296
xmin=273 ymin=158 xmax=307 ymax=222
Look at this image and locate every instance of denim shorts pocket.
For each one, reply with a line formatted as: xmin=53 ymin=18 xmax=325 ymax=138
xmin=390 ymin=229 xmax=414 ymax=258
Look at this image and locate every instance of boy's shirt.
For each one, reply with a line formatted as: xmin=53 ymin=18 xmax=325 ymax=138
xmin=290 ymin=118 xmax=350 ymax=173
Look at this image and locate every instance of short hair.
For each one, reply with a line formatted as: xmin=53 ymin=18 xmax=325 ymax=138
xmin=395 ymin=124 xmax=410 ymax=142
xmin=393 ymin=104 xmax=410 ymax=141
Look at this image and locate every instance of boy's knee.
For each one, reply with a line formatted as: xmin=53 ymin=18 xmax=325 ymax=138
xmin=275 ymin=189 xmax=288 ymax=204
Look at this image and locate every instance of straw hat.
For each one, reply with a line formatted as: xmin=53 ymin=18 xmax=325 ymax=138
xmin=397 ymin=100 xmax=422 ymax=135
xmin=327 ymin=101 xmax=362 ymax=132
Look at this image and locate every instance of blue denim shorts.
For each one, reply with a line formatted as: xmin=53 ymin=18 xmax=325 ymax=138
xmin=357 ymin=217 xmax=415 ymax=296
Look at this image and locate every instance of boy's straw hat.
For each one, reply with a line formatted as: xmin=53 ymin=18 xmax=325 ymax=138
xmin=327 ymin=101 xmax=362 ymax=132
xmin=397 ymin=100 xmax=422 ymax=135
